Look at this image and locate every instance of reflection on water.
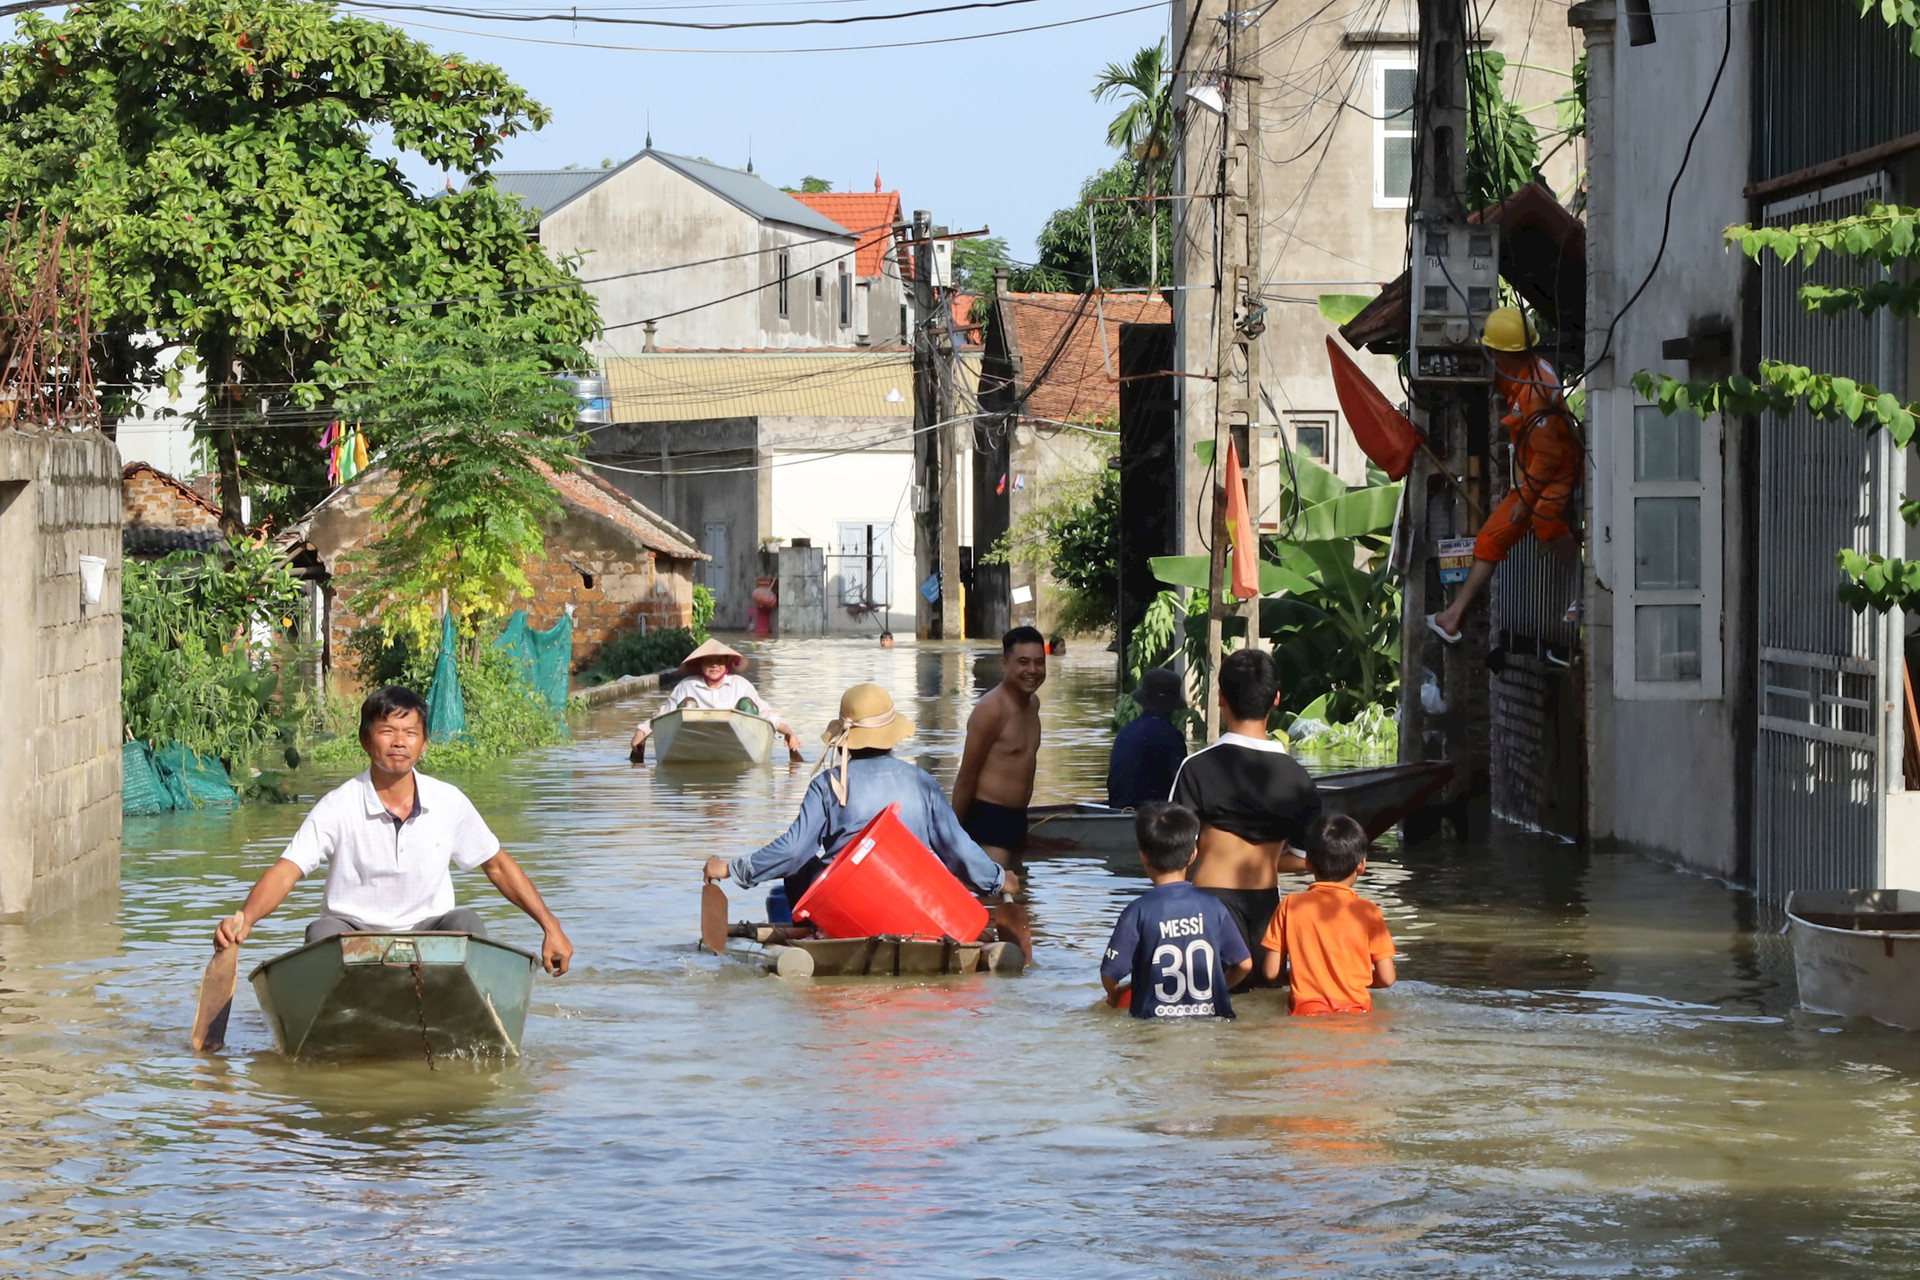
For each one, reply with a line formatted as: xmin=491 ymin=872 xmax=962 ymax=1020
xmin=4 ymin=638 xmax=1920 ymax=1276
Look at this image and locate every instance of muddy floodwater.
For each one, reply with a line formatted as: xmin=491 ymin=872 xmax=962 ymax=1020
xmin=8 ymin=639 xmax=1920 ymax=1277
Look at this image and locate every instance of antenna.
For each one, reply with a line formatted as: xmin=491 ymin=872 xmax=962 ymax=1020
xmin=645 ymin=109 xmax=652 ymax=150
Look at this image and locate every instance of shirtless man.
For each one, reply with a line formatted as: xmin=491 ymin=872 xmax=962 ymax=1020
xmin=1169 ymin=647 xmax=1321 ymax=983
xmin=951 ymin=625 xmax=1047 ymax=866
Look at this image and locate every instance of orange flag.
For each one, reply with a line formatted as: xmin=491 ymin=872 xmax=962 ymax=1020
xmin=1224 ymin=439 xmax=1259 ymax=600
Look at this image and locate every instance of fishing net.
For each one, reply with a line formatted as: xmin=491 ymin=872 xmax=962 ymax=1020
xmin=151 ymin=743 xmax=239 ymax=810
xmin=121 ymin=740 xmax=172 ymax=816
xmin=495 ymin=609 xmax=573 ymax=717
xmin=426 ymin=610 xmax=467 ymax=743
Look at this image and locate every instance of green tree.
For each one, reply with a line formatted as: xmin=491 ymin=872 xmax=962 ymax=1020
xmin=952 ymin=235 xmax=1012 ymax=294
xmin=983 ymin=466 xmax=1120 ymax=634
xmin=331 ymin=319 xmax=585 ymax=641
xmin=0 ymin=0 xmax=599 ymax=532
xmin=1023 ymin=161 xmax=1170 ymax=291
xmin=1465 ymin=51 xmax=1545 ymax=209
xmin=1092 ymin=40 xmax=1172 ymax=286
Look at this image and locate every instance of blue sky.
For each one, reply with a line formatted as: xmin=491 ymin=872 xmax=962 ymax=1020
xmin=369 ymin=0 xmax=1170 ymax=259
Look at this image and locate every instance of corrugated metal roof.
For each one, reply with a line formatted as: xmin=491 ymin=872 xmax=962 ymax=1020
xmin=487 ymin=169 xmax=613 ymax=219
xmin=649 ymin=153 xmax=852 ymax=238
xmin=605 ymin=351 xmax=979 ymax=422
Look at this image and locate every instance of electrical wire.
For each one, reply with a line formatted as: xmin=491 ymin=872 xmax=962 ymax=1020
xmin=348 ymin=0 xmax=1051 ymax=29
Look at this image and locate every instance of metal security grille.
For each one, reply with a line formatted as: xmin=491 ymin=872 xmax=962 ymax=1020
xmin=1754 ymin=175 xmax=1904 ymax=900
xmin=1490 ymin=533 xmax=1580 ymax=652
xmin=1753 ymin=0 xmax=1920 ymax=184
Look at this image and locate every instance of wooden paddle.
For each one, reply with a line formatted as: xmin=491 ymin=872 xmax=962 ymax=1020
xmin=700 ymin=881 xmax=729 ymax=954
xmin=191 ymin=921 xmax=242 ymax=1052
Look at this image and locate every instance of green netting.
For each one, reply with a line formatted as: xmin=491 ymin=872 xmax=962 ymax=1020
xmin=495 ymin=609 xmax=573 ymax=716
xmin=151 ymin=743 xmax=239 ymax=810
xmin=427 ymin=610 xmax=467 ymax=743
xmin=121 ymin=741 xmax=173 ymax=816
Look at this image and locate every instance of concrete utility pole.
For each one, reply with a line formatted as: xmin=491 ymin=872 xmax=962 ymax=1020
xmin=1201 ymin=3 xmax=1266 ymax=742
xmin=907 ymin=212 xmax=969 ymax=641
xmin=1398 ymin=0 xmax=1490 ymax=794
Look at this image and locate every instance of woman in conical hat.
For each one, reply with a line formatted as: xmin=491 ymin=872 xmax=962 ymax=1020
xmin=702 ymin=683 xmax=1015 ymax=908
xmin=628 ymin=638 xmax=803 ymax=762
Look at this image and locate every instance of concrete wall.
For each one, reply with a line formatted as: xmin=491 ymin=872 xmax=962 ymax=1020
xmin=587 ymin=419 xmax=761 ymax=628
xmin=538 ymin=156 xmax=860 ymax=356
xmin=306 ymin=472 xmax=697 ymax=673
xmin=1008 ymin=422 xmax=1108 ymax=636
xmin=1577 ymin=0 xmax=1752 ymax=879
xmin=1173 ymin=0 xmax=1582 ymax=553
xmin=0 ymin=428 xmax=122 ymax=923
xmin=764 ymin=416 xmax=917 ymax=635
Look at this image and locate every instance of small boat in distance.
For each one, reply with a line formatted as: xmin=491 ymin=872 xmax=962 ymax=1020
xmin=1785 ymin=889 xmax=1920 ymax=1031
xmin=1024 ymin=759 xmax=1459 ymax=860
xmin=652 ymin=707 xmax=778 ymax=765
xmin=249 ymin=931 xmax=539 ymax=1061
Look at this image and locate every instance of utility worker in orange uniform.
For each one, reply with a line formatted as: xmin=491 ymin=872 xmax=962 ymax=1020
xmin=1428 ymin=307 xmax=1582 ymax=643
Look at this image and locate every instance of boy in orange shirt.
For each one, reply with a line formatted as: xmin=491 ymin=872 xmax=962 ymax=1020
xmin=1259 ymin=814 xmax=1396 ymax=1014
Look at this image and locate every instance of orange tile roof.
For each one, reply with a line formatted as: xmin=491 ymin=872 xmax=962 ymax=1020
xmin=1003 ymin=292 xmax=1171 ymax=425
xmin=789 ymin=190 xmax=902 ymax=277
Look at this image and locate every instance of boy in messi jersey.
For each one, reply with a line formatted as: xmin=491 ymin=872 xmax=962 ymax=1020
xmin=1260 ymin=814 xmax=1397 ymax=1015
xmin=1101 ymin=802 xmax=1253 ymax=1019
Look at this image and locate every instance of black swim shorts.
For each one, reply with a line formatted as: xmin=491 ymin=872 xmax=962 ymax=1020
xmin=1198 ymin=885 xmax=1281 ymax=965
xmin=962 ymin=799 xmax=1029 ymax=852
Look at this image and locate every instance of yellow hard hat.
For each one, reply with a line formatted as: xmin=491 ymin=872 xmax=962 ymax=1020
xmin=1481 ymin=306 xmax=1538 ymax=352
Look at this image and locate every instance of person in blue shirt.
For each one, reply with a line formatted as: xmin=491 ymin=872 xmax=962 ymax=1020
xmin=1101 ymin=802 xmax=1253 ymax=1019
xmin=703 ymin=683 xmax=1016 ymax=908
xmin=1106 ymin=667 xmax=1189 ymax=810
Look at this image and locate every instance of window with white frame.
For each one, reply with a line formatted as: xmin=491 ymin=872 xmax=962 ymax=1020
xmin=1374 ymin=60 xmax=1416 ymax=208
xmin=1287 ymin=412 xmax=1336 ymax=467
xmin=1614 ymin=403 xmax=1722 ymax=699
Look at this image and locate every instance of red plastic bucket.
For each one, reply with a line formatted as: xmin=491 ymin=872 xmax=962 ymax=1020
xmin=791 ymin=803 xmax=990 ymax=941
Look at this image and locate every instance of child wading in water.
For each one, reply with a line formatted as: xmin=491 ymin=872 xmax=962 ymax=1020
xmin=1101 ymin=802 xmax=1253 ymax=1019
xmin=1260 ymin=814 xmax=1397 ymax=1015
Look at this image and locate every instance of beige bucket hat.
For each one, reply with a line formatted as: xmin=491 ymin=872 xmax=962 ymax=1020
xmin=816 ymin=683 xmax=915 ymax=804
xmin=823 ymin=683 xmax=915 ymax=750
xmin=679 ymin=638 xmax=746 ymax=674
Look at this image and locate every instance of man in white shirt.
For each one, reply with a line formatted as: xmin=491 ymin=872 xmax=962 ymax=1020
xmin=213 ymin=686 xmax=575 ymax=975
xmin=628 ymin=638 xmax=803 ymax=762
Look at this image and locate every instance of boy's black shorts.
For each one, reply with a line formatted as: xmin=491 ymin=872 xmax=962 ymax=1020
xmin=1199 ymin=885 xmax=1280 ymax=961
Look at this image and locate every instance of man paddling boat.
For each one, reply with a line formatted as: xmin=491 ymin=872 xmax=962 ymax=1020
xmin=951 ymin=625 xmax=1047 ymax=865
xmin=703 ymin=683 xmax=1016 ymax=906
xmin=213 ymin=686 xmax=574 ymax=975
xmin=1169 ymin=648 xmax=1321 ymax=982
xmin=630 ymin=638 xmax=803 ymax=763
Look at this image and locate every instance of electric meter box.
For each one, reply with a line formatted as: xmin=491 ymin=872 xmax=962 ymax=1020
xmin=1409 ymin=223 xmax=1500 ymax=383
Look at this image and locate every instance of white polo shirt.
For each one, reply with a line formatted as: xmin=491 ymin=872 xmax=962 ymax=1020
xmin=281 ymin=771 xmax=501 ymax=931
xmin=656 ymin=673 xmax=781 ymax=726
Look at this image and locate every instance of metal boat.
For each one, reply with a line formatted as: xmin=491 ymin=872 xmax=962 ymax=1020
xmin=652 ymin=707 xmax=778 ymax=765
xmin=1024 ymin=759 xmax=1459 ymax=859
xmin=249 ymin=931 xmax=538 ymax=1060
xmin=1785 ymin=889 xmax=1920 ymax=1030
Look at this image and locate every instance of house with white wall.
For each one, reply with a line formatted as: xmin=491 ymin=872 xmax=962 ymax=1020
xmin=1575 ymin=0 xmax=1920 ymax=897
xmin=490 ymin=151 xmax=908 ymax=356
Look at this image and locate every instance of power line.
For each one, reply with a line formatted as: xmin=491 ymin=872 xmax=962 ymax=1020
xmin=342 ymin=0 xmax=1162 ymax=53
xmin=348 ymin=0 xmax=1051 ymax=30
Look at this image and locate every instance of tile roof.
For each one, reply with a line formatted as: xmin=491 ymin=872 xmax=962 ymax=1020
xmin=124 ymin=526 xmax=224 ymax=557
xmin=1002 ymin=292 xmax=1172 ymax=425
xmin=605 ymin=351 xmax=928 ymax=422
xmin=788 ymin=190 xmax=902 ymax=276
xmin=121 ymin=460 xmax=224 ymax=519
xmin=482 ymin=152 xmax=855 ymax=239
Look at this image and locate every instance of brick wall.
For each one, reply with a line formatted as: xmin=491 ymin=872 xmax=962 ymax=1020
xmin=311 ymin=473 xmax=697 ymax=676
xmin=0 ymin=427 xmax=122 ymax=922
xmin=1489 ymin=653 xmax=1584 ymax=840
xmin=122 ymin=465 xmax=220 ymax=532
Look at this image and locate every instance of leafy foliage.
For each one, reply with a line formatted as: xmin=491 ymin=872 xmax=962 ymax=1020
xmin=1634 ymin=201 xmax=1920 ymax=611
xmin=1021 ymin=161 xmax=1171 ymax=291
xmin=691 ymin=583 xmax=716 ymax=635
xmin=1466 ymin=52 xmax=1544 ymax=209
xmin=331 ymin=319 xmax=585 ymax=641
xmin=952 ymin=235 xmax=1012 ymax=294
xmin=123 ymin=542 xmax=307 ymax=765
xmin=580 ymin=626 xmax=703 ymax=685
xmin=0 ymin=0 xmax=599 ymax=526
xmin=313 ymin=631 xmax=564 ymax=768
xmin=982 ymin=465 xmax=1120 ymax=634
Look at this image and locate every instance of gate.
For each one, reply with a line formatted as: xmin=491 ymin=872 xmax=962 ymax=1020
xmin=1754 ymin=174 xmax=1906 ymax=899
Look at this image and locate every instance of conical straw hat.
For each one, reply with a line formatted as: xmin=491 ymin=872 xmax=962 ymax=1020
xmin=679 ymin=637 xmax=746 ymax=674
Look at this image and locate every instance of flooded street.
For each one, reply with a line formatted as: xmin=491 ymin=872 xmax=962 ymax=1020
xmin=8 ymin=638 xmax=1920 ymax=1277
